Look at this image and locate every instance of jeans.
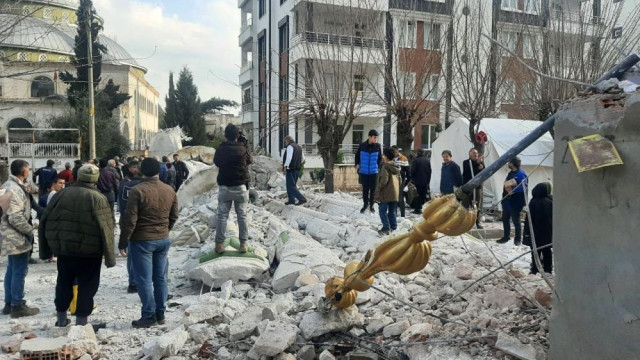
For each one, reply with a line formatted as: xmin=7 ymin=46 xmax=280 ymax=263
xmin=127 ymin=243 xmax=135 ymax=286
xmin=4 ymin=252 xmax=29 ymax=306
xmin=379 ymin=202 xmax=398 ymax=231
xmin=285 ymin=171 xmax=306 ymax=203
xmin=130 ymin=238 xmax=170 ymax=319
xmin=360 ymin=174 xmax=377 ymax=207
xmin=216 ymin=185 xmax=249 ymax=243
xmin=502 ymin=192 xmax=525 ymax=241
xmin=55 ymin=255 xmax=102 ymax=317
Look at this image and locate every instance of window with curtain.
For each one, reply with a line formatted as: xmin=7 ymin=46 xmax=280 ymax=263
xmin=423 ymin=23 xmax=441 ymax=50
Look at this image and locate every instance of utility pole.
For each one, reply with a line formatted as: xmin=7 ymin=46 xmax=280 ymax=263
xmin=86 ymin=7 xmax=96 ymax=160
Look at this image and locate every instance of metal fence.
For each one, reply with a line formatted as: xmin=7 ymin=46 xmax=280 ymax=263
xmin=1 ymin=143 xmax=80 ymax=158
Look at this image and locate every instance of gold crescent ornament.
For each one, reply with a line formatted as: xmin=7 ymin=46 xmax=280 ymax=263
xmin=324 ymin=194 xmax=476 ymax=309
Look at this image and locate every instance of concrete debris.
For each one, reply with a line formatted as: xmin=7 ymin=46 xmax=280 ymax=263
xmin=297 ymin=344 xmax=316 ymax=360
xmin=65 ymin=324 xmax=100 ymax=359
xmin=534 ymin=287 xmax=553 ymax=308
xmin=407 ymin=346 xmax=474 ymax=360
xmin=366 ymin=313 xmax=394 ymax=334
xmin=1 ymin=334 xmax=25 ymax=353
xmin=275 ymin=353 xmax=297 ymax=360
xmin=185 ymin=245 xmax=270 ymax=287
xmin=495 ymin=333 xmax=543 ymax=360
xmin=485 ymin=287 xmax=523 ymax=310
xmin=188 ymin=324 xmax=216 ymax=343
xmin=252 ymin=320 xmax=299 ymax=356
xmin=400 ymin=323 xmax=434 ymax=342
xmin=250 ymin=156 xmax=286 ymax=190
xmin=299 ymin=306 xmax=365 ymax=339
xmin=229 ymin=306 xmax=263 ymax=341
xmin=20 ymin=337 xmax=67 ymax=355
xmin=172 ymin=224 xmax=210 ymax=246
xmin=142 ymin=326 xmax=189 ymax=360
xmin=319 ymin=349 xmax=337 ymax=360
xmin=383 ymin=320 xmax=411 ymax=338
xmin=183 ymin=296 xmax=226 ymax=325
xmin=149 ymin=126 xmax=185 ymax=158
xmin=177 ymin=166 xmax=219 ymax=208
xmin=177 ymin=145 xmax=216 ymax=165
xmin=454 ymin=265 xmax=474 ymax=280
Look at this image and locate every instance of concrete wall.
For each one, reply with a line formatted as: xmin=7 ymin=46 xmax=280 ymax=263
xmin=333 ymin=165 xmax=360 ymax=191
xmin=550 ymin=93 xmax=640 ymax=359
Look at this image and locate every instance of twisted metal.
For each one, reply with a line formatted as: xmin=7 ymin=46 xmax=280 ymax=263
xmin=324 ymin=194 xmax=477 ymax=309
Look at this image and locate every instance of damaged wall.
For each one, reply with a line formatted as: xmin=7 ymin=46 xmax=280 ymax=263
xmin=550 ymin=93 xmax=640 ymax=359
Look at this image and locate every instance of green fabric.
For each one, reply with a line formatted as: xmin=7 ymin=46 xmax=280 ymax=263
xmin=199 ymin=237 xmax=263 ymax=263
xmin=39 ymin=184 xmax=115 ymax=267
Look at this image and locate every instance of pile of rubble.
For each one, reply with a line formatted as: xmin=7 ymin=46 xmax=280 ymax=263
xmin=0 ymin=159 xmax=552 ymax=360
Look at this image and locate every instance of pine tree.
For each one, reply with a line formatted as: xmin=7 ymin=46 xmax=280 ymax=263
xmin=164 ymin=72 xmax=180 ymax=128
xmin=175 ymin=67 xmax=207 ymax=145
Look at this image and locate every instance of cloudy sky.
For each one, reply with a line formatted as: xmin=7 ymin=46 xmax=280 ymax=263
xmin=94 ymin=0 xmax=241 ymax=107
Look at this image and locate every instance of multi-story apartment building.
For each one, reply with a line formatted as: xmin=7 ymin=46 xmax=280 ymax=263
xmin=239 ymin=0 xmax=633 ymax=164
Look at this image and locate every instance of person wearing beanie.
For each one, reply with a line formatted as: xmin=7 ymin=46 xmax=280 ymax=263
xmin=39 ymin=164 xmax=115 ymax=328
xmin=119 ymin=158 xmax=178 ymax=328
xmin=355 ymin=129 xmax=382 ymax=214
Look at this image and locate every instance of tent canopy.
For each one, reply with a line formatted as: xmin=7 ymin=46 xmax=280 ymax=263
xmin=429 ymin=118 xmax=554 ymax=210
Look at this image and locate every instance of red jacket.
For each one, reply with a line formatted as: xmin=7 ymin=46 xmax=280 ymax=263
xmin=58 ymin=169 xmax=74 ymax=183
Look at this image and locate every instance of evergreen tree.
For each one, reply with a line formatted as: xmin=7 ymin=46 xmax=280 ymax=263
xmin=175 ymin=67 xmax=207 ymax=145
xmin=201 ymin=97 xmax=238 ymax=114
xmin=164 ymin=72 xmax=179 ymax=128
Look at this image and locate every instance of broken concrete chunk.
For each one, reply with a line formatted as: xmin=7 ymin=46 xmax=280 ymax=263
xmin=172 ymin=225 xmax=210 ymax=246
xmin=297 ymin=344 xmax=316 ymax=360
xmin=219 ymin=280 xmax=233 ymax=302
xmin=229 ymin=306 xmax=263 ymax=341
xmin=534 ymin=287 xmax=553 ymax=308
xmin=252 ymin=320 xmax=299 ymax=356
xmin=365 ymin=313 xmax=393 ymax=334
xmin=495 ymin=333 xmax=543 ymax=360
xmin=319 ymin=349 xmax=337 ymax=360
xmin=454 ymin=265 xmax=474 ymax=280
xmin=188 ymin=324 xmax=216 ymax=344
xmin=299 ymin=306 xmax=364 ymax=339
xmin=400 ymin=323 xmax=434 ymax=343
xmin=383 ymin=320 xmax=410 ymax=338
xmin=485 ymin=287 xmax=523 ymax=309
xmin=186 ymin=243 xmax=270 ymax=287
xmin=142 ymin=326 xmax=189 ymax=360
xmin=183 ymin=296 xmax=226 ymax=325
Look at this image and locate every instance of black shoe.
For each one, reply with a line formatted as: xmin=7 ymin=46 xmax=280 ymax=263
xmin=496 ymin=238 xmax=510 ymax=244
xmin=91 ymin=323 xmax=107 ymax=332
xmin=360 ymin=206 xmax=367 ymax=214
xmin=514 ymin=238 xmax=522 ymax=246
xmin=10 ymin=303 xmax=40 ymax=318
xmin=2 ymin=303 xmax=11 ymax=315
xmin=55 ymin=318 xmax=71 ymax=327
xmin=284 ymin=201 xmax=295 ymax=206
xmin=476 ymin=223 xmax=484 ymax=229
xmin=295 ymin=199 xmax=307 ymax=206
xmin=369 ymin=205 xmax=375 ymax=214
xmin=412 ymin=209 xmax=422 ymax=214
xmin=378 ymin=229 xmax=390 ymax=236
xmin=127 ymin=284 xmax=138 ymax=294
xmin=28 ymin=258 xmax=38 ymax=264
xmin=156 ymin=312 xmax=166 ymax=325
xmin=132 ymin=316 xmax=157 ymax=329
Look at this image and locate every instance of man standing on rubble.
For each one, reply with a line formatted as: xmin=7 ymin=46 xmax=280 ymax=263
xmin=440 ymin=150 xmax=462 ymax=195
xmin=1 ymin=160 xmax=39 ymax=318
xmin=462 ymin=148 xmax=485 ymax=229
xmin=33 ymin=159 xmax=58 ymax=195
xmin=173 ymin=154 xmax=189 ymax=190
xmin=214 ymin=124 xmax=253 ymax=254
xmin=282 ymin=136 xmax=307 ymax=206
xmin=39 ymin=164 xmax=115 ymax=328
xmin=119 ymin=158 xmax=178 ymax=328
xmin=356 ymin=130 xmax=382 ymax=214
xmin=118 ymin=161 xmax=141 ymax=293
xmin=97 ymin=159 xmax=118 ymax=218
xmin=410 ymin=149 xmax=432 ymax=213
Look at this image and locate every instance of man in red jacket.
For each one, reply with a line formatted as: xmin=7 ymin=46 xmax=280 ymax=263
xmin=57 ymin=163 xmax=74 ymax=183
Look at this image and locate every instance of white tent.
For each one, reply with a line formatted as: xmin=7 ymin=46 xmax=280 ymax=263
xmin=430 ymin=118 xmax=554 ymax=210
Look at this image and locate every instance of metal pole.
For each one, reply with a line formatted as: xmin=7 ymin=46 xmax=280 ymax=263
xmin=458 ymin=53 xmax=640 ymax=196
xmin=86 ymin=7 xmax=96 ymax=160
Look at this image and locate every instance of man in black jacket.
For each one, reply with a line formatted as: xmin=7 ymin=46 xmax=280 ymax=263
xmin=173 ymin=154 xmax=189 ymax=190
xmin=213 ymin=124 xmax=253 ymax=254
xmin=33 ymin=159 xmax=58 ymax=195
xmin=462 ymin=148 xmax=485 ymax=229
xmin=410 ymin=149 xmax=432 ymax=214
xmin=282 ymin=136 xmax=307 ymax=206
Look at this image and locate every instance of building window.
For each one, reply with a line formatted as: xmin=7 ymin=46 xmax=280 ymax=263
xmin=38 ymin=54 xmax=48 ymax=62
xmin=423 ymin=23 xmax=441 ymax=50
xmin=525 ymin=0 xmax=538 ymax=13
xmin=400 ymin=21 xmax=416 ymax=48
xmin=352 ymin=124 xmax=364 ymax=145
xmin=61 ymin=11 xmax=70 ymax=22
xmin=522 ymin=34 xmax=534 ymax=59
xmin=421 ymin=125 xmax=436 ymax=149
xmin=503 ymin=80 xmax=515 ymax=103
xmin=353 ymin=75 xmax=364 ymax=93
xmin=279 ymin=22 xmax=289 ymax=53
xmin=397 ymin=71 xmax=416 ymax=97
xmin=423 ymin=74 xmax=439 ymax=100
xmin=259 ymin=0 xmax=265 ymax=18
xmin=17 ymin=52 xmax=28 ymax=62
xmin=22 ymin=5 xmax=31 ymax=16
xmin=499 ymin=31 xmax=517 ymax=53
xmin=43 ymin=7 xmax=53 ymax=19
xmin=31 ymin=76 xmax=55 ymax=97
xmin=294 ymin=64 xmax=298 ymax=97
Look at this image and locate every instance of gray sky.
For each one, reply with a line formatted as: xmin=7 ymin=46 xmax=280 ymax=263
xmin=95 ymin=0 xmax=242 ymax=107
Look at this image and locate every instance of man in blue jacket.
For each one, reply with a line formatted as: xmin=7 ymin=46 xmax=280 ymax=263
xmin=33 ymin=160 xmax=58 ymax=196
xmin=355 ymin=129 xmax=382 ymax=214
xmin=439 ymin=150 xmax=462 ymax=195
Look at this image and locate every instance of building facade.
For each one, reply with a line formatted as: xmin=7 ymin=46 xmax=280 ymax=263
xmin=0 ymin=0 xmax=159 ymax=151
xmin=239 ymin=0 xmax=633 ymax=164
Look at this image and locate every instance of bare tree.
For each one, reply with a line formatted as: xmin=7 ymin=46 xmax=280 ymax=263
xmin=447 ymin=1 xmax=514 ymax=152
xmin=518 ymin=1 xmax=640 ymax=122
xmin=285 ymin=0 xmax=387 ymax=193
xmin=366 ymin=4 xmax=448 ymax=152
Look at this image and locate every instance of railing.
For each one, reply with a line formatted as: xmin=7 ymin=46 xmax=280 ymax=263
xmin=2 ymin=143 xmax=80 ymax=158
xmin=339 ymin=144 xmax=359 ymax=154
xmin=241 ymin=103 xmax=252 ymax=113
xmin=240 ymin=61 xmax=253 ymax=74
xmin=301 ymin=143 xmax=318 ymax=155
xmin=551 ymin=10 xmax=598 ymax=24
xmin=294 ymin=31 xmax=384 ymax=50
xmin=239 ymin=20 xmax=253 ymax=43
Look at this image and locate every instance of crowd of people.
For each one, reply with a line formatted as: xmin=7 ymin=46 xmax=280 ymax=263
xmin=0 ymin=153 xmax=184 ymax=329
xmin=0 ymin=124 xmax=553 ymax=328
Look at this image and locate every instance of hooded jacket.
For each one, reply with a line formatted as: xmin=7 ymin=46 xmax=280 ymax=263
xmin=0 ymin=176 xmax=33 ymax=256
xmin=356 ymin=141 xmax=382 ymax=175
xmin=374 ymin=162 xmax=401 ymax=203
xmin=523 ymin=183 xmax=553 ymax=247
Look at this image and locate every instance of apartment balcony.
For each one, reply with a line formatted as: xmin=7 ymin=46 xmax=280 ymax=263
xmin=241 ymin=102 xmax=253 ymax=113
xmin=549 ymin=10 xmax=601 ymax=35
xmin=292 ymin=0 xmax=388 ymax=11
xmin=238 ymin=19 xmax=253 ymax=46
xmin=290 ymin=31 xmax=386 ymax=64
xmin=239 ymin=61 xmax=253 ymax=85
